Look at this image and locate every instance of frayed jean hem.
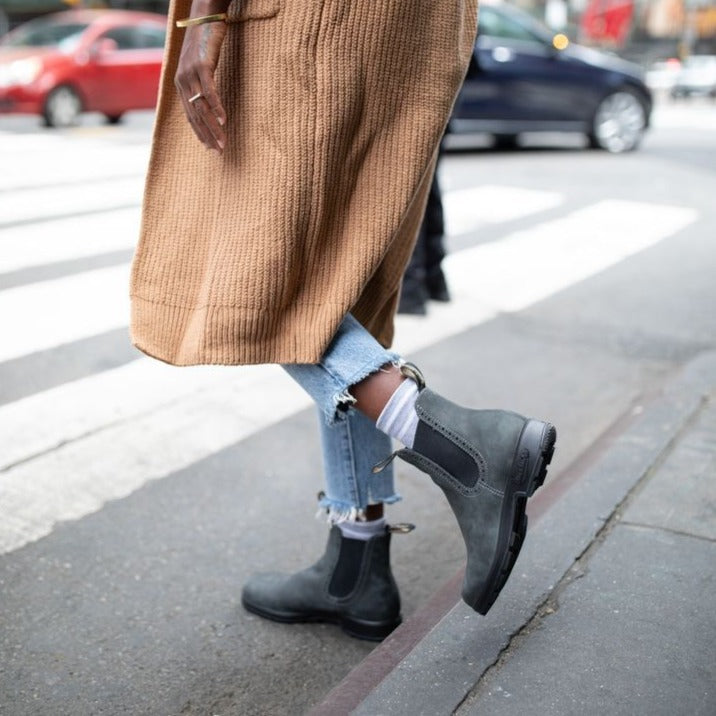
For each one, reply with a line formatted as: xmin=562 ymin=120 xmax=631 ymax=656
xmin=283 ymin=313 xmax=403 ymax=517
xmin=317 ymin=493 xmax=403 ymax=524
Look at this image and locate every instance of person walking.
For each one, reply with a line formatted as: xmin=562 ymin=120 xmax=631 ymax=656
xmin=129 ymin=0 xmax=556 ymax=641
xmin=398 ymin=164 xmax=451 ymax=315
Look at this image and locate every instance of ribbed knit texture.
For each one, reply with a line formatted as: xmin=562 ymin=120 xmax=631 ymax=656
xmin=130 ymin=0 xmax=478 ymax=366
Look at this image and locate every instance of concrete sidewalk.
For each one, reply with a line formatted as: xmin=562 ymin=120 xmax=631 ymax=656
xmin=312 ymin=351 xmax=716 ymax=715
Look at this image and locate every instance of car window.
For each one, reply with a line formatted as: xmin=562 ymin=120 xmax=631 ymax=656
xmin=98 ymin=26 xmax=138 ymax=51
xmin=2 ymin=21 xmax=88 ymax=47
xmin=478 ymin=7 xmax=543 ymax=43
xmin=135 ymin=25 xmax=166 ymax=49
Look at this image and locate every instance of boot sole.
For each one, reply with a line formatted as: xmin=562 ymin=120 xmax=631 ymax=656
xmin=473 ymin=419 xmax=557 ymax=615
xmin=241 ymin=597 xmax=401 ymax=642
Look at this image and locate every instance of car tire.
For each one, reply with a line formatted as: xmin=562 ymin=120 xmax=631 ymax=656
xmin=588 ymin=88 xmax=647 ymax=153
xmin=43 ymin=86 xmax=82 ymax=128
xmin=493 ymin=133 xmax=519 ymax=150
xmin=105 ymin=114 xmax=123 ymax=125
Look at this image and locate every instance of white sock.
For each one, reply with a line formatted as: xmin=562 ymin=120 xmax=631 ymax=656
xmin=376 ymin=379 xmax=419 ymax=448
xmin=338 ymin=517 xmax=386 ymax=541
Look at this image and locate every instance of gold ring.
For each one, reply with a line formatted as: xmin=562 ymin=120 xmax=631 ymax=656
xmin=188 ymin=92 xmax=203 ymax=104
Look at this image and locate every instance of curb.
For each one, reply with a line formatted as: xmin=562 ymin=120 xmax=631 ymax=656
xmin=310 ymin=351 xmax=716 ymax=716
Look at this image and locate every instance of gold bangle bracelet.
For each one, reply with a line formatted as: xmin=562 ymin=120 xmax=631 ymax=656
xmin=176 ymin=12 xmax=228 ymax=28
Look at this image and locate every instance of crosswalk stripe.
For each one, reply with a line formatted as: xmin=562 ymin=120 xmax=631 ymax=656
xmin=443 ymin=185 xmax=563 ymax=236
xmin=1 ymin=177 xmax=144 ymax=228
xmin=2 ymin=195 xmax=695 ymax=364
xmin=0 ymin=367 xmax=311 ymax=554
xmin=0 ymin=134 xmax=149 ymax=192
xmin=0 ymin=185 xmax=562 ymax=360
xmin=0 ymin=264 xmax=129 ymax=363
xmin=0 ymin=208 xmax=140 ymax=274
xmin=392 ymin=199 xmax=698 ymax=355
xmin=0 ymin=185 xmax=559 ymax=275
xmin=0 ymin=197 xmax=698 ymax=554
xmin=651 ymin=105 xmax=716 ymax=132
xmin=0 ymin=359 xmax=259 ymax=471
xmin=443 ymin=199 xmax=699 ymax=314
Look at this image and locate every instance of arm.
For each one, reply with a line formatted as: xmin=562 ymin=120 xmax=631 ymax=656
xmin=174 ymin=0 xmax=231 ymax=153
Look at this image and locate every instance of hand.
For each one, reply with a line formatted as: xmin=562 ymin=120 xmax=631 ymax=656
xmin=175 ymin=16 xmax=228 ymax=153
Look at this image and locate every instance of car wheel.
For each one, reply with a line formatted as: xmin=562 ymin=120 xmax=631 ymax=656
xmin=493 ymin=133 xmax=519 ymax=150
xmin=589 ymin=89 xmax=646 ymax=153
xmin=43 ymin=86 xmax=82 ymax=128
xmin=105 ymin=114 xmax=123 ymax=125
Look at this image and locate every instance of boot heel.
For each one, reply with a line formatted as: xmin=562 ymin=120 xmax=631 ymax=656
xmin=516 ymin=420 xmax=557 ymax=497
xmin=474 ymin=422 xmax=556 ymax=614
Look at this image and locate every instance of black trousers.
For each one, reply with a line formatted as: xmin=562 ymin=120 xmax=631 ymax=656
xmin=400 ymin=171 xmax=447 ymax=310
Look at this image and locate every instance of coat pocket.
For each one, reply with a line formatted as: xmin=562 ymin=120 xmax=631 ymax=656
xmin=226 ymin=0 xmax=281 ymax=22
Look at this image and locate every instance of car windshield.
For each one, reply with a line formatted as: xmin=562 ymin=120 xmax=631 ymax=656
xmin=1 ymin=19 xmax=89 ymax=50
xmin=478 ymin=4 xmax=551 ymax=44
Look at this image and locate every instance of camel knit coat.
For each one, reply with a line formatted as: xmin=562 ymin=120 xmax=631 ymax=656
xmin=130 ymin=0 xmax=478 ymax=365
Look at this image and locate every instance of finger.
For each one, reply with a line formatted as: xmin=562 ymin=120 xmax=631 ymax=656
xmin=186 ymin=94 xmax=214 ymax=148
xmin=200 ymin=93 xmax=227 ymax=150
xmin=182 ymin=81 xmax=217 ymax=149
xmin=175 ymin=75 xmax=213 ymax=148
xmin=191 ymin=95 xmax=224 ymax=152
xmin=198 ymin=69 xmax=227 ymax=128
xmin=178 ymin=71 xmax=221 ymax=151
xmin=196 ymin=71 xmax=227 ymax=149
xmin=194 ymin=98 xmax=226 ymax=151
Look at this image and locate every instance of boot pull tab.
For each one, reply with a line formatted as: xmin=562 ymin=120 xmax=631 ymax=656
xmin=372 ymin=452 xmax=398 ymax=473
xmin=399 ymin=361 xmax=426 ymax=390
xmin=388 ymin=523 xmax=416 ymax=534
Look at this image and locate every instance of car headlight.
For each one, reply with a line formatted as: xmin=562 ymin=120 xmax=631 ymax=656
xmin=0 ymin=57 xmax=43 ymax=88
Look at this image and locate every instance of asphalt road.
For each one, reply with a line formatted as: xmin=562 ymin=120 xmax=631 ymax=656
xmin=1 ymin=100 xmax=715 ymax=715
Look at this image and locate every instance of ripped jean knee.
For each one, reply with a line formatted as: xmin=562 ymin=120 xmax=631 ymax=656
xmin=283 ymin=313 xmax=401 ymax=426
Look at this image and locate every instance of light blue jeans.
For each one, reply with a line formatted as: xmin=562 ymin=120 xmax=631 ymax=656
xmin=283 ymin=314 xmax=402 ymax=520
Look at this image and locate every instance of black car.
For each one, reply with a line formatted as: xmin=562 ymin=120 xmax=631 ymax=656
xmin=449 ymin=1 xmax=652 ymax=152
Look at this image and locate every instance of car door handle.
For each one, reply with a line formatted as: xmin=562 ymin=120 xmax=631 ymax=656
xmin=492 ymin=46 xmax=514 ymax=63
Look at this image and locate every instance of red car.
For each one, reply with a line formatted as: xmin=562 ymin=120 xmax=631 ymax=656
xmin=0 ymin=9 xmax=166 ymax=127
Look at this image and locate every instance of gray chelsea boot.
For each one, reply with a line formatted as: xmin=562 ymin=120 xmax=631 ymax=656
xmin=241 ymin=525 xmax=402 ymax=641
xmin=377 ymin=366 xmax=556 ymax=615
